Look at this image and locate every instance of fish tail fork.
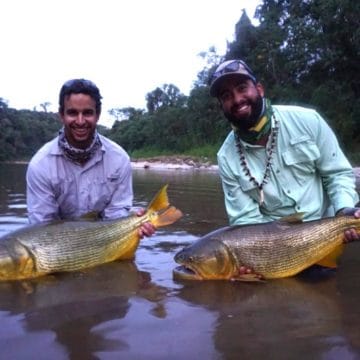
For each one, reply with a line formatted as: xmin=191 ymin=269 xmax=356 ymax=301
xmin=152 ymin=206 xmax=183 ymax=228
xmin=146 ymin=185 xmax=183 ymax=228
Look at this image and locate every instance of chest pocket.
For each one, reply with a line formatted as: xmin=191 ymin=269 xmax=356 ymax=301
xmin=87 ymin=172 xmax=122 ymax=213
xmin=282 ymin=137 xmax=320 ymax=186
xmin=51 ymin=176 xmax=77 ymax=217
xmin=236 ymin=173 xmax=283 ymax=211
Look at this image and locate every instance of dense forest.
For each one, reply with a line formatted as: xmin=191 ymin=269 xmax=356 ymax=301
xmin=1 ymin=0 xmax=359 ymax=164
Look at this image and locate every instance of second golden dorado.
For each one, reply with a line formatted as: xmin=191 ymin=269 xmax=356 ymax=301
xmin=173 ymin=213 xmax=360 ymax=281
xmin=0 ymin=185 xmax=182 ymax=281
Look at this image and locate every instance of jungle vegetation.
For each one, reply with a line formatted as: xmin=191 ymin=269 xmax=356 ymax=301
xmin=1 ymin=0 xmax=359 ymax=164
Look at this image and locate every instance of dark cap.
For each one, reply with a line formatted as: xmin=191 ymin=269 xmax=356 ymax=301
xmin=209 ymin=59 xmax=257 ymax=97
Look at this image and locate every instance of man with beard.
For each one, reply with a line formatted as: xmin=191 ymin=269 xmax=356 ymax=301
xmin=210 ymin=59 xmax=360 ymax=244
xmin=26 ymin=79 xmax=154 ymax=238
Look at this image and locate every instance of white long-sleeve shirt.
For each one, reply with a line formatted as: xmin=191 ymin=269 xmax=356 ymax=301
xmin=26 ymin=134 xmax=133 ymax=224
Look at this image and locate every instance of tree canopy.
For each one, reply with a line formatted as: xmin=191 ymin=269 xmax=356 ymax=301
xmin=1 ymin=0 xmax=359 ymax=164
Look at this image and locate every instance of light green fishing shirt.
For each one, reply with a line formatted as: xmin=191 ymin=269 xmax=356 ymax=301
xmin=217 ymin=105 xmax=358 ymax=225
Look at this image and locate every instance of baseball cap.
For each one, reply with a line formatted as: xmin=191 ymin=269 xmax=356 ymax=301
xmin=209 ymin=59 xmax=257 ymax=97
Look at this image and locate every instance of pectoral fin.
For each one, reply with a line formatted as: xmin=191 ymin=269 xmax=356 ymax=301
xmin=278 ymin=212 xmax=305 ymax=224
xmin=231 ymin=273 xmax=265 ymax=282
xmin=79 ymin=211 xmax=101 ymax=221
xmin=316 ymin=244 xmax=344 ymax=268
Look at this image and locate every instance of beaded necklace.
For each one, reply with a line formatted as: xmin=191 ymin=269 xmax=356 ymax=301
xmin=234 ymin=114 xmax=279 ymax=205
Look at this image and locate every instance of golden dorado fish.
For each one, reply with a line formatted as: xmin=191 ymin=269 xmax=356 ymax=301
xmin=173 ymin=213 xmax=360 ymax=281
xmin=0 ymin=185 xmax=182 ymax=281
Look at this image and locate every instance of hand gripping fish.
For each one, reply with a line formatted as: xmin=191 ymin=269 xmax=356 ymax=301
xmin=0 ymin=185 xmax=182 ymax=281
xmin=173 ymin=213 xmax=360 ymax=281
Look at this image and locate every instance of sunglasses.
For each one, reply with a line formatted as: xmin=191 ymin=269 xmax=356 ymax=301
xmin=211 ymin=60 xmax=256 ymax=84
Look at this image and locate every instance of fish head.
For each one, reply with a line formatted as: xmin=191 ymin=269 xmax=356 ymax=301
xmin=0 ymin=242 xmax=36 ymax=281
xmin=173 ymin=237 xmax=236 ymax=280
xmin=0 ymin=255 xmax=17 ymax=280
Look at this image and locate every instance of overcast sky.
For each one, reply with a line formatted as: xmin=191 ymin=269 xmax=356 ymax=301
xmin=1 ymin=0 xmax=261 ymax=126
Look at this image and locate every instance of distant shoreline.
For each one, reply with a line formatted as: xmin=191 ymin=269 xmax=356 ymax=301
xmin=2 ymin=157 xmax=219 ymax=171
xmin=132 ymin=162 xmax=360 ymax=190
xmin=3 ymin=160 xmax=360 ymax=184
xmin=131 ymin=156 xmax=218 ymax=171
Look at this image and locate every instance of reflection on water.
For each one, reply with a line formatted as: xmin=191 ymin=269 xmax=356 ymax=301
xmin=0 ymin=163 xmax=360 ymax=359
xmin=133 ymin=168 xmax=228 ymax=236
xmin=175 ymin=273 xmax=351 ymax=359
xmin=0 ymin=164 xmax=28 ymax=237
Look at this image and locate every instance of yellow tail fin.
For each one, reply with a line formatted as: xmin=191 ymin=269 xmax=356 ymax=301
xmin=152 ymin=206 xmax=183 ymax=228
xmin=147 ymin=185 xmax=170 ymax=213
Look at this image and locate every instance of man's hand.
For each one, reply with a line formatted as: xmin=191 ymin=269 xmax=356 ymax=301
xmin=340 ymin=207 xmax=360 ymax=243
xmin=136 ymin=208 xmax=156 ymax=238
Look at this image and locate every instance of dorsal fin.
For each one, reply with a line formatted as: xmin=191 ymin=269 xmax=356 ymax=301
xmin=278 ymin=212 xmax=305 ymax=224
xmin=79 ymin=211 xmax=101 ymax=221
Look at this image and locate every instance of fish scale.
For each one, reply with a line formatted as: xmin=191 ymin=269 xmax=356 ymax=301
xmin=25 ymin=216 xmax=149 ymax=272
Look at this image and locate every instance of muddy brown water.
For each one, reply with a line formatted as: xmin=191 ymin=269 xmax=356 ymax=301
xmin=0 ymin=163 xmax=360 ymax=360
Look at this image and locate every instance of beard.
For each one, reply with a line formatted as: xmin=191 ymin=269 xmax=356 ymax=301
xmin=223 ymin=94 xmax=264 ymax=132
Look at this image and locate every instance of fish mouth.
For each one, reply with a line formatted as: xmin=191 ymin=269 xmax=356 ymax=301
xmin=173 ymin=265 xmax=203 ymax=281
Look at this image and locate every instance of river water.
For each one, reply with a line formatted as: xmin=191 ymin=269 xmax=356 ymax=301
xmin=0 ymin=163 xmax=360 ymax=360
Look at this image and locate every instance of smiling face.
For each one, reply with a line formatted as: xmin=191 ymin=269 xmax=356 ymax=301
xmin=59 ymin=93 xmax=100 ymax=149
xmin=218 ymin=76 xmax=264 ymax=131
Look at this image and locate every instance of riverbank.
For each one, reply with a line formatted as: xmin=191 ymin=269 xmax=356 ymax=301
xmin=131 ymin=155 xmax=219 ymax=171
xmin=3 ymin=159 xmax=360 ymax=187
xmin=3 ymin=156 xmax=219 ymax=171
xmin=131 ymin=155 xmax=360 ymax=175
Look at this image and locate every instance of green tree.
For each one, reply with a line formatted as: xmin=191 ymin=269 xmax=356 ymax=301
xmin=108 ymin=107 xmax=144 ymax=122
xmin=196 ymin=46 xmax=223 ymax=88
xmin=226 ymin=10 xmax=259 ymax=61
xmin=39 ymin=102 xmax=51 ymax=112
xmin=146 ymin=84 xmax=186 ymax=113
